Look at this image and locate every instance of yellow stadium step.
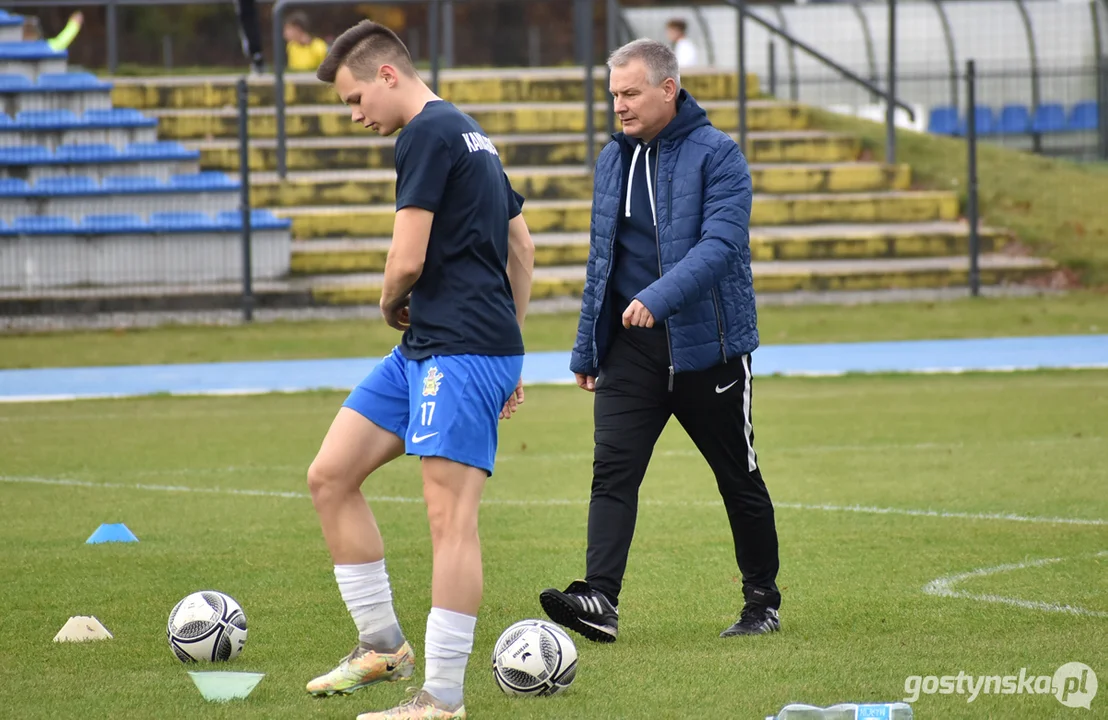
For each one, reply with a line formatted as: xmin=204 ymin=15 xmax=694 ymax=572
xmin=153 ymin=100 xmax=807 ymax=140
xmin=275 ymin=192 xmax=958 ymax=239
xmin=196 ymin=131 xmax=861 ymax=172
xmin=249 ymin=163 xmax=911 ymax=208
xmin=112 ymin=68 xmax=759 ymax=110
xmin=305 ymin=255 xmax=1055 ymax=305
xmin=288 ymin=223 xmax=1009 ymax=275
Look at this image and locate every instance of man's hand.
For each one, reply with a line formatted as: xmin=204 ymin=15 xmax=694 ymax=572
xmin=380 ymin=296 xmax=410 ymax=331
xmin=500 ymin=378 xmax=525 ymax=419
xmin=622 ymin=299 xmax=655 ymax=329
xmin=574 ymin=373 xmax=596 ymax=392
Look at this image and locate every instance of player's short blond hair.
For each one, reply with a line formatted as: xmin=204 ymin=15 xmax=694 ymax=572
xmin=316 ymin=20 xmax=416 ymax=83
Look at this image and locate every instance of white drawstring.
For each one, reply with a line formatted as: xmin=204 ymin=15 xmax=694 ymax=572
xmin=624 ymin=142 xmax=657 ymax=227
xmin=624 ymin=143 xmax=640 ymax=218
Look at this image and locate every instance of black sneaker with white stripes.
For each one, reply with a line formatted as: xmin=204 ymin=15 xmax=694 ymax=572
xmin=719 ymin=603 xmax=781 ymax=637
xmin=539 ymin=580 xmax=619 ymax=643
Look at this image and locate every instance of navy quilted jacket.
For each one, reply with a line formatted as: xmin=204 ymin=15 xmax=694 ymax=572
xmin=570 ymin=90 xmax=759 ymax=378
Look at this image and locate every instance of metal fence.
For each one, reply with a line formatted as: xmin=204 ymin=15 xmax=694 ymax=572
xmin=623 ymin=0 xmax=1108 ymax=160
xmin=1 ymin=0 xmax=1105 ymax=330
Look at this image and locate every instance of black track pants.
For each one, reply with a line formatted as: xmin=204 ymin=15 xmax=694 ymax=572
xmin=584 ymin=325 xmax=782 ymax=609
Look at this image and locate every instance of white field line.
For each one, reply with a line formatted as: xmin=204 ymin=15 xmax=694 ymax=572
xmin=0 ymin=365 xmax=1106 ymax=404
xmin=1 ymin=475 xmax=1106 ymax=527
xmin=33 ymin=435 xmax=1096 ymax=476
xmin=923 ymin=552 xmax=1108 ymax=618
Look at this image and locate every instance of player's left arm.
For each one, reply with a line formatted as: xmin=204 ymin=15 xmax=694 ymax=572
xmin=502 ymin=176 xmax=534 ymax=420
xmin=507 ymin=214 xmax=535 ymax=327
xmin=504 ymin=173 xmax=534 ymax=329
xmin=379 ymin=207 xmax=433 ymax=330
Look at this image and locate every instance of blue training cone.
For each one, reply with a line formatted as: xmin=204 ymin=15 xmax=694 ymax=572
xmin=85 ymin=523 xmax=139 ymax=544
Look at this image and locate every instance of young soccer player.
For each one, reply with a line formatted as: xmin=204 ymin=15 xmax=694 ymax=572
xmin=306 ymin=20 xmax=535 ymax=720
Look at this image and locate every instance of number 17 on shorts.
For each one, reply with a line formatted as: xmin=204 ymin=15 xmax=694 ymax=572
xmin=342 ymin=348 xmax=523 ymax=476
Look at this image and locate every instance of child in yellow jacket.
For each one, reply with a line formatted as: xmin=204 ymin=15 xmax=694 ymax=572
xmin=23 ymin=11 xmax=84 ymax=51
xmin=283 ymin=11 xmax=328 ymax=72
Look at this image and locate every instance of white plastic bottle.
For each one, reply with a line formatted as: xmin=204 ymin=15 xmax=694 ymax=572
xmin=766 ymin=702 xmax=914 ymax=720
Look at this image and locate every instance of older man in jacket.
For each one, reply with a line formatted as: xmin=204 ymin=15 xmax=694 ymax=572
xmin=539 ymin=38 xmax=782 ymax=642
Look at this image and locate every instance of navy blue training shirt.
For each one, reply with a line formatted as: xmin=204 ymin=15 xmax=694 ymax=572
xmin=393 ymin=100 xmax=525 ymax=361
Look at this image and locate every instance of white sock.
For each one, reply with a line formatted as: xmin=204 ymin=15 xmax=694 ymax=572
xmin=334 ymin=561 xmax=405 ymax=651
xmin=422 ymin=607 xmax=476 ymax=707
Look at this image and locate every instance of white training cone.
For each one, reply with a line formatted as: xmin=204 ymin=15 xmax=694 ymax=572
xmin=53 ymin=616 xmax=113 ymax=643
xmin=188 ymin=671 xmax=265 ymax=702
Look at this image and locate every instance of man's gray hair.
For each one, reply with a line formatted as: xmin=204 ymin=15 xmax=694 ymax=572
xmin=607 ymin=38 xmax=681 ymax=88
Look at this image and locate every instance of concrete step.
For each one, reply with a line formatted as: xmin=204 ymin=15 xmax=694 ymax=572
xmin=197 ymin=131 xmax=862 ymax=172
xmin=249 ymin=162 xmax=911 ymax=207
xmin=305 ymin=255 xmax=1056 ymax=305
xmin=113 ymin=68 xmax=759 ymax=110
xmin=274 ymin=192 xmax=959 ymax=239
xmin=287 ymin=223 xmax=1010 ymax=274
xmin=154 ymin=100 xmax=807 ymax=139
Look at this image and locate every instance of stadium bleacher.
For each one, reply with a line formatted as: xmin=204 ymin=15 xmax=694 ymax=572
xmin=0 ymin=10 xmax=24 ymax=45
xmin=0 ymin=26 xmax=291 ymax=290
xmin=929 ymin=100 xmax=1099 ymax=137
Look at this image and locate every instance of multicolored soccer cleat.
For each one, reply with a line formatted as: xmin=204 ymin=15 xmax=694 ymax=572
xmin=306 ymin=641 xmax=415 ymax=696
xmin=356 ymin=688 xmax=466 ymax=720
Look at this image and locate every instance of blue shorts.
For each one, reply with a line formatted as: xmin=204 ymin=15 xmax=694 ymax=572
xmin=342 ymin=348 xmax=523 ymax=475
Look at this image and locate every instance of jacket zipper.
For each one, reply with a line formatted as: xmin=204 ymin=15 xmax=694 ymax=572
xmin=711 ymin=288 xmax=727 ymax=363
xmin=592 ymin=156 xmax=623 ymax=371
xmin=653 ymin=142 xmax=675 ymax=392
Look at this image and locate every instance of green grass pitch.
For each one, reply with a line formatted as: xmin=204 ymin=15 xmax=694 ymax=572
xmin=0 ymin=371 xmax=1105 ymax=719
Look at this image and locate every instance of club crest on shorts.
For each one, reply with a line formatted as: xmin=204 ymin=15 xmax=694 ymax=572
xmin=422 ymin=367 xmax=444 ymax=397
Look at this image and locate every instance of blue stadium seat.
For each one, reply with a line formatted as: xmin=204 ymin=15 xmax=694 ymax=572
xmin=102 ymin=175 xmax=163 ymax=192
xmin=996 ymin=105 xmax=1031 ymax=135
xmin=170 ymin=172 xmax=238 ymax=190
xmin=1031 ymin=103 xmax=1067 ymax=134
xmin=33 ymin=175 xmax=100 ymax=195
xmin=0 ymin=74 xmax=33 ymax=91
xmin=217 ymin=209 xmax=291 ymax=230
xmin=1069 ymin=101 xmax=1099 ymax=131
xmin=0 ymin=145 xmax=51 ymax=164
xmin=81 ymin=214 xmax=148 ymax=232
xmin=928 ymin=106 xmax=959 ymax=135
xmin=36 ymin=72 xmax=112 ymax=91
xmin=0 ymin=10 xmax=23 ymax=25
xmin=0 ymin=178 xmax=30 ymax=196
xmin=956 ymin=106 xmax=996 ymax=136
xmin=12 ymin=215 xmax=78 ymax=233
xmin=125 ymin=141 xmax=198 ymax=160
xmin=15 ymin=109 xmax=80 ymax=129
xmin=151 ymin=212 xmax=220 ymax=231
xmin=55 ymin=143 xmax=119 ymax=161
xmin=0 ymin=113 xmax=14 ymax=128
xmin=83 ymin=108 xmax=156 ymax=127
xmin=0 ymin=41 xmax=66 ymax=60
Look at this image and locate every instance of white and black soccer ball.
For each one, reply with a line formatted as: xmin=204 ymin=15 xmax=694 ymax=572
xmin=166 ymin=590 xmax=248 ymax=663
xmin=491 ymin=619 xmax=577 ymax=696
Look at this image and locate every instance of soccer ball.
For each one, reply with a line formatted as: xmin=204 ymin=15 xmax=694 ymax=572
xmin=491 ymin=619 xmax=577 ymax=696
xmin=166 ymin=590 xmax=248 ymax=663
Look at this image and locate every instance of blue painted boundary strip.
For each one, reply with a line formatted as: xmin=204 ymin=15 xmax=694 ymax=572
xmin=0 ymin=335 xmax=1106 ymax=402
